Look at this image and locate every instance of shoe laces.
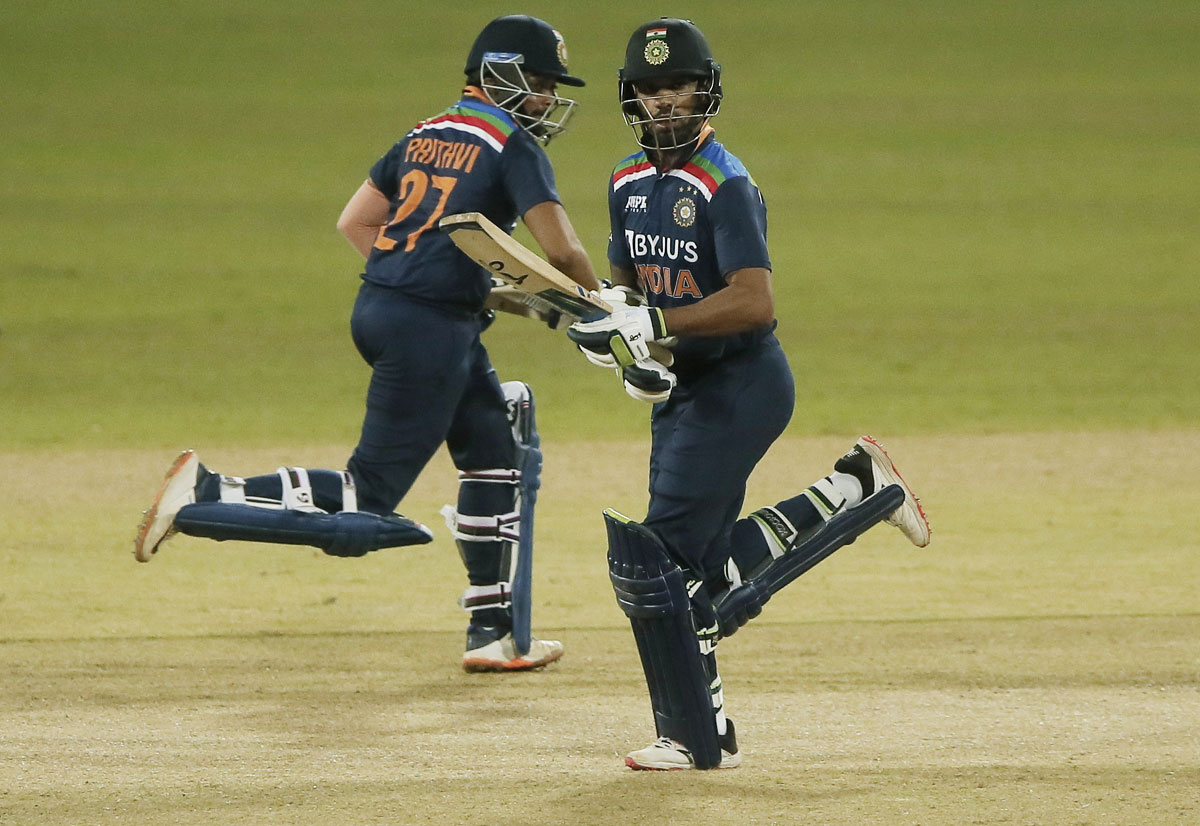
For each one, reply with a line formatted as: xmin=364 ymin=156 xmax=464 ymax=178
xmin=652 ymin=737 xmax=687 ymax=753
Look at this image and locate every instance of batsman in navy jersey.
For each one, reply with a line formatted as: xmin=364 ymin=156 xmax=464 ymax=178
xmin=569 ymin=18 xmax=931 ymax=771
xmin=135 ymin=16 xmax=599 ymax=674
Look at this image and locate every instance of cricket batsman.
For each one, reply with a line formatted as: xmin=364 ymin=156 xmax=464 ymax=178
xmin=568 ymin=18 xmax=932 ymax=769
xmin=135 ymin=15 xmax=600 ymax=673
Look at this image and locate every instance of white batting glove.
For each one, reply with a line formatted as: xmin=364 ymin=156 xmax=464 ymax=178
xmin=622 ymin=357 xmax=677 ymax=403
xmin=567 ymin=306 xmax=668 ymax=367
xmin=579 ymin=346 xmax=618 ymax=368
xmin=595 ymin=285 xmax=647 ymax=309
xmin=573 ymin=286 xmax=648 ymax=367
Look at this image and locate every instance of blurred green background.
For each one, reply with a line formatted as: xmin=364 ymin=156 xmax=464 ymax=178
xmin=2 ymin=0 xmax=1197 ymax=450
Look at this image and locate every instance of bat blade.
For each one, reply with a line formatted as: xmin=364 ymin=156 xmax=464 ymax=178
xmin=440 ymin=212 xmax=673 ymax=365
xmin=440 ymin=212 xmax=611 ymax=322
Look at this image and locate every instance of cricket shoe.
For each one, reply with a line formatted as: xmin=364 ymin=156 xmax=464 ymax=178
xmin=461 ymin=625 xmax=564 ymax=672
xmin=835 ymin=435 xmax=930 ymax=547
xmin=134 ymin=449 xmax=203 ymax=562
xmin=625 ymin=723 xmax=742 ymax=771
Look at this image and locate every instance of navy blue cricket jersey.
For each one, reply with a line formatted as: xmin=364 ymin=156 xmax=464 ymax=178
xmin=365 ymin=92 xmax=560 ymax=312
xmin=608 ymin=131 xmax=774 ymax=369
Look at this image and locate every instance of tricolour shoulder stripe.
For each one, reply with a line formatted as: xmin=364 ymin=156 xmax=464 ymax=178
xmin=612 ymin=153 xmax=653 ymax=192
xmin=411 ymin=102 xmax=516 ymax=154
xmin=413 ymin=118 xmax=505 ymax=153
xmin=665 ymin=166 xmax=718 ymax=201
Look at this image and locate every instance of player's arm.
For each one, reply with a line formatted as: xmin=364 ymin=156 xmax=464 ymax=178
xmin=659 ymin=267 xmax=775 ymax=337
xmin=523 ymin=200 xmax=601 ymax=293
xmin=337 ymin=179 xmax=390 ymax=260
xmin=609 ymin=264 xmax=639 ymax=290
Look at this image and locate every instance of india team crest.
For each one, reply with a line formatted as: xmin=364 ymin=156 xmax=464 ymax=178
xmin=554 ymin=30 xmax=568 ymax=67
xmin=673 ymin=197 xmax=696 ymax=227
xmin=644 ymin=39 xmax=669 ymax=66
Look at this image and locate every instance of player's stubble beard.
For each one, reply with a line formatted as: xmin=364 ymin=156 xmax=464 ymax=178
xmin=641 ymin=118 xmax=704 ymax=171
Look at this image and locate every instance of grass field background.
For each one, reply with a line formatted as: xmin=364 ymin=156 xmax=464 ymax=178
xmin=1 ymin=1 xmax=1197 ymax=824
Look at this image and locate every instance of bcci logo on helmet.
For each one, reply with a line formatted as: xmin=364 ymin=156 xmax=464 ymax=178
xmin=644 ymin=38 xmax=669 ymax=66
xmin=553 ymin=29 xmax=569 ymax=67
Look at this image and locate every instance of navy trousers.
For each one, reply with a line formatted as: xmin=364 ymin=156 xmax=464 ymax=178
xmin=346 ymin=282 xmax=514 ymax=515
xmin=643 ymin=336 xmax=795 ymax=580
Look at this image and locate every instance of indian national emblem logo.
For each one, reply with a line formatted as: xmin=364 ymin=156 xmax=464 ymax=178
xmin=644 ymin=39 xmax=670 ymax=66
xmin=553 ymin=30 xmax=569 ymax=67
xmin=673 ymin=197 xmax=696 ymax=227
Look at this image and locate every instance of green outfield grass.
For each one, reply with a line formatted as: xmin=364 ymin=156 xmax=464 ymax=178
xmin=2 ymin=0 xmax=1196 ymax=448
xmin=1 ymin=3 xmax=1198 ymax=825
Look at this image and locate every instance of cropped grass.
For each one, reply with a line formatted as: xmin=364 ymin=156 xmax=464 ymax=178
xmin=1 ymin=3 xmax=1198 ymax=825
xmin=2 ymin=0 xmax=1197 ymax=448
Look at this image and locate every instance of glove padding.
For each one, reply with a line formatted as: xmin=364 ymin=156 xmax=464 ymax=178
xmin=567 ymin=306 xmax=668 ymax=367
xmin=621 ymin=357 xmax=677 ymax=403
xmin=574 ymin=286 xmax=647 ymax=367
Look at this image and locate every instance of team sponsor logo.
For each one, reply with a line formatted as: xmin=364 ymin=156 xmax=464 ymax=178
xmin=673 ymin=197 xmax=696 ymax=227
xmin=624 ymin=230 xmax=699 ymax=263
xmin=553 ymin=30 xmax=569 ymax=67
xmin=644 ymin=39 xmax=669 ymax=66
xmin=625 ymin=194 xmax=648 ymax=212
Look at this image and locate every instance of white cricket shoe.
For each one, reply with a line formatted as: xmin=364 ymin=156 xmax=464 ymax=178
xmin=134 ymin=450 xmax=200 ymax=562
xmin=461 ymin=628 xmax=564 ymax=672
xmin=624 ymin=734 xmax=742 ymax=771
xmin=836 ymin=435 xmax=931 ymax=547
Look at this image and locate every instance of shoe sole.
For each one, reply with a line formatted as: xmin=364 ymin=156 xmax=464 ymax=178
xmin=133 ymin=450 xmax=197 ymax=563
xmin=858 ymin=436 xmax=931 ymax=547
xmin=624 ymin=753 xmax=742 ymax=770
xmin=461 ymin=648 xmax=564 ymax=673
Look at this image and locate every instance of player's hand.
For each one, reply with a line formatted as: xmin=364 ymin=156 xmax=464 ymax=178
xmin=572 ymin=286 xmax=647 ymax=367
xmin=594 ymin=284 xmax=647 ymax=309
xmin=622 ymin=357 xmax=676 ymax=403
xmin=567 ymin=306 xmax=668 ymax=367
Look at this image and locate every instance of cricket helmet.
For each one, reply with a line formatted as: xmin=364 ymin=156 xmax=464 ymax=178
xmin=465 ymin=15 xmax=585 ymax=144
xmin=619 ymin=18 xmax=723 ymax=151
xmin=465 ymin=15 xmax=585 ymax=87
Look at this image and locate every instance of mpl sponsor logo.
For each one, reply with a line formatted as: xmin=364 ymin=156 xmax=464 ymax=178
xmin=625 ymin=194 xmax=648 ymax=212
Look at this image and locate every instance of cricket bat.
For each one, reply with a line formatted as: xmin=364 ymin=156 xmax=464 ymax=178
xmin=439 ymin=212 xmax=673 ymax=365
xmin=440 ymin=212 xmax=611 ymax=320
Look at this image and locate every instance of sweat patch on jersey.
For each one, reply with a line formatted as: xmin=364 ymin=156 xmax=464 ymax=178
xmin=412 ymin=100 xmax=516 ymax=154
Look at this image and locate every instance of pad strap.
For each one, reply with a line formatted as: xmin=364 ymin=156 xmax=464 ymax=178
xmin=439 ymin=505 xmax=520 ymax=542
xmin=458 ymin=468 xmax=521 ymax=485
xmin=338 ymin=471 xmax=357 ymax=513
xmin=278 ymin=467 xmax=323 ymax=513
xmin=458 ymin=583 xmax=513 ymax=611
xmin=218 ymin=475 xmax=247 ymax=504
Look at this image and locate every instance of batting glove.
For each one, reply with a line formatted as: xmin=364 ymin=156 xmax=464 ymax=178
xmin=622 ymin=357 xmax=677 ymax=403
xmin=572 ymin=286 xmax=648 ymax=368
xmin=567 ymin=306 xmax=668 ymax=367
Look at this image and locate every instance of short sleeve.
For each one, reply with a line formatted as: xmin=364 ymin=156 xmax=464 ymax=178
xmin=710 ymin=176 xmax=771 ymax=277
xmin=607 ymin=178 xmax=632 ymax=271
xmin=368 ymin=142 xmax=405 ymax=201
xmin=501 ymin=133 xmax=561 ymax=217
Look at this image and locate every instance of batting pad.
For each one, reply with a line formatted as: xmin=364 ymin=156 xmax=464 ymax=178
xmin=714 ymin=483 xmax=905 ymax=637
xmin=606 ymin=509 xmax=722 ymax=770
xmin=174 ymin=502 xmax=433 ymax=557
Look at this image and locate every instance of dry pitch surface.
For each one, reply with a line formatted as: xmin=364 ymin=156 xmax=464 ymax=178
xmin=2 ymin=433 xmax=1197 ymax=825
